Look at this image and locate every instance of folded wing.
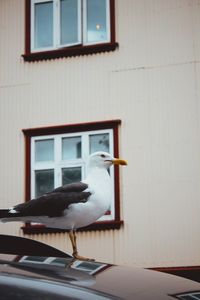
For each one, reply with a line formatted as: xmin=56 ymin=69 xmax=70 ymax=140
xmin=1 ymin=182 xmax=91 ymax=219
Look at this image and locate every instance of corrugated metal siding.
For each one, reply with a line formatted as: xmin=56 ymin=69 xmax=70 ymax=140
xmin=1 ymin=0 xmax=200 ymax=267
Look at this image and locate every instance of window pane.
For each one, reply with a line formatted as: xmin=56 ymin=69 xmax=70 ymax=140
xmin=178 ymin=296 xmax=198 ymax=300
xmin=23 ymin=256 xmax=47 ymax=263
xmin=60 ymin=0 xmax=79 ymax=45
xmin=50 ymin=258 xmax=67 ymax=267
xmin=62 ymin=136 xmax=81 ymax=160
xmin=62 ymin=167 xmax=82 ymax=185
xmin=35 ymin=169 xmax=54 ymax=197
xmin=35 ymin=139 xmax=54 ymax=162
xmin=86 ymin=0 xmax=108 ymax=43
xmin=89 ymin=133 xmax=109 ymax=153
xmin=34 ymin=1 xmax=53 ymax=48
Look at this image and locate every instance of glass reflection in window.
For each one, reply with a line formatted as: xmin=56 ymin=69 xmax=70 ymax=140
xmin=86 ymin=0 xmax=108 ymax=43
xmin=62 ymin=136 xmax=82 ymax=160
xmin=35 ymin=169 xmax=54 ymax=197
xmin=35 ymin=139 xmax=54 ymax=162
xmin=60 ymin=0 xmax=79 ymax=45
xmin=89 ymin=133 xmax=109 ymax=153
xmin=62 ymin=167 xmax=82 ymax=185
xmin=34 ymin=1 xmax=53 ymax=48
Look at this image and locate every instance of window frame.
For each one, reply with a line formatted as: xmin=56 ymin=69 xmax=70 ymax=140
xmin=22 ymin=120 xmax=123 ymax=234
xmin=31 ymin=129 xmax=115 ymax=222
xmin=23 ymin=0 xmax=118 ymax=62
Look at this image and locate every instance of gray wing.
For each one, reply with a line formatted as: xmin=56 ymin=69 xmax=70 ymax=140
xmin=11 ymin=182 xmax=91 ymax=218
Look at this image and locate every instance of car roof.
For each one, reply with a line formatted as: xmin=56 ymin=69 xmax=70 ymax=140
xmin=0 ymin=234 xmax=71 ymax=257
xmin=1 ymin=235 xmax=200 ymax=300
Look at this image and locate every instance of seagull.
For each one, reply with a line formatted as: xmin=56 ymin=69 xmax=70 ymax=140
xmin=0 ymin=151 xmax=127 ymax=260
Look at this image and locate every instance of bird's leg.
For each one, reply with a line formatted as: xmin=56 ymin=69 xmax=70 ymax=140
xmin=69 ymin=230 xmax=77 ymax=255
xmin=69 ymin=230 xmax=94 ymax=261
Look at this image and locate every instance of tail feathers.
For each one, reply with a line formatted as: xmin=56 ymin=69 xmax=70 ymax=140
xmin=0 ymin=209 xmax=11 ymax=219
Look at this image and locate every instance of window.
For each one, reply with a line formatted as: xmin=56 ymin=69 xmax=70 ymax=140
xmin=173 ymin=292 xmax=200 ymax=299
xmin=19 ymin=255 xmax=109 ymax=274
xmin=23 ymin=0 xmax=118 ymax=61
xmin=22 ymin=120 xmax=123 ymax=233
xmin=32 ymin=0 xmax=109 ymax=50
xmin=31 ymin=130 xmax=114 ymax=221
xmin=71 ymin=260 xmax=108 ymax=274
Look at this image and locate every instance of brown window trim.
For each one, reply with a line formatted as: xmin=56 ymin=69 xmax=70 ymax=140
xmin=22 ymin=119 xmax=123 ymax=234
xmin=22 ymin=0 xmax=118 ymax=62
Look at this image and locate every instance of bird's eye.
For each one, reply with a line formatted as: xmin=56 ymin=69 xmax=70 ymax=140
xmin=101 ymin=154 xmax=106 ymax=158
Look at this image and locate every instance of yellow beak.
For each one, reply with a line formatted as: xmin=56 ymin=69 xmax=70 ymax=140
xmin=112 ymin=158 xmax=128 ymax=166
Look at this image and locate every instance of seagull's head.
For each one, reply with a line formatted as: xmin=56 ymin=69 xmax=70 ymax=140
xmin=87 ymin=151 xmax=127 ymax=170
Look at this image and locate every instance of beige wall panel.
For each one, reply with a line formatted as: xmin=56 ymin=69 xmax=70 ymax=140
xmin=116 ymin=0 xmax=195 ymax=69
xmin=111 ymin=62 xmax=200 ymax=267
xmin=0 ymin=0 xmax=26 ymax=87
xmin=192 ymin=1 xmax=200 ymax=60
xmin=195 ymin=62 xmax=200 ymax=134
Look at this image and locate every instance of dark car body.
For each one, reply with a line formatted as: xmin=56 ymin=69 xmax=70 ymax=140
xmin=0 ymin=235 xmax=200 ymax=300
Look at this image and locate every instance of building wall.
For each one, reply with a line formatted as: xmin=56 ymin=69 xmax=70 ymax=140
xmin=1 ymin=0 xmax=200 ymax=267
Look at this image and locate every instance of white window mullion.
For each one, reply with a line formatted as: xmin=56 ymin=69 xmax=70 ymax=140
xmin=33 ymin=162 xmax=55 ymax=170
xmin=82 ymin=0 xmax=87 ymax=45
xmin=109 ymin=129 xmax=114 ymax=157
xmin=31 ymin=0 xmax=35 ymax=51
xmin=78 ymin=0 xmax=82 ymax=44
xmin=54 ymin=0 xmax=59 ymax=48
xmin=106 ymin=0 xmax=111 ymax=42
xmin=81 ymin=132 xmax=89 ymax=178
xmin=31 ymin=138 xmax=36 ymax=199
xmin=54 ymin=135 xmax=61 ymax=188
xmin=82 ymin=132 xmax=89 ymax=160
xmin=108 ymin=129 xmax=115 ymax=219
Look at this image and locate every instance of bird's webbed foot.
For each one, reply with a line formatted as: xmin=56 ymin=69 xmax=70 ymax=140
xmin=72 ymin=251 xmax=95 ymax=261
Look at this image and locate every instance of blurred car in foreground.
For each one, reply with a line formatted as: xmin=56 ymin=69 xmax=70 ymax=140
xmin=0 ymin=235 xmax=200 ymax=300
